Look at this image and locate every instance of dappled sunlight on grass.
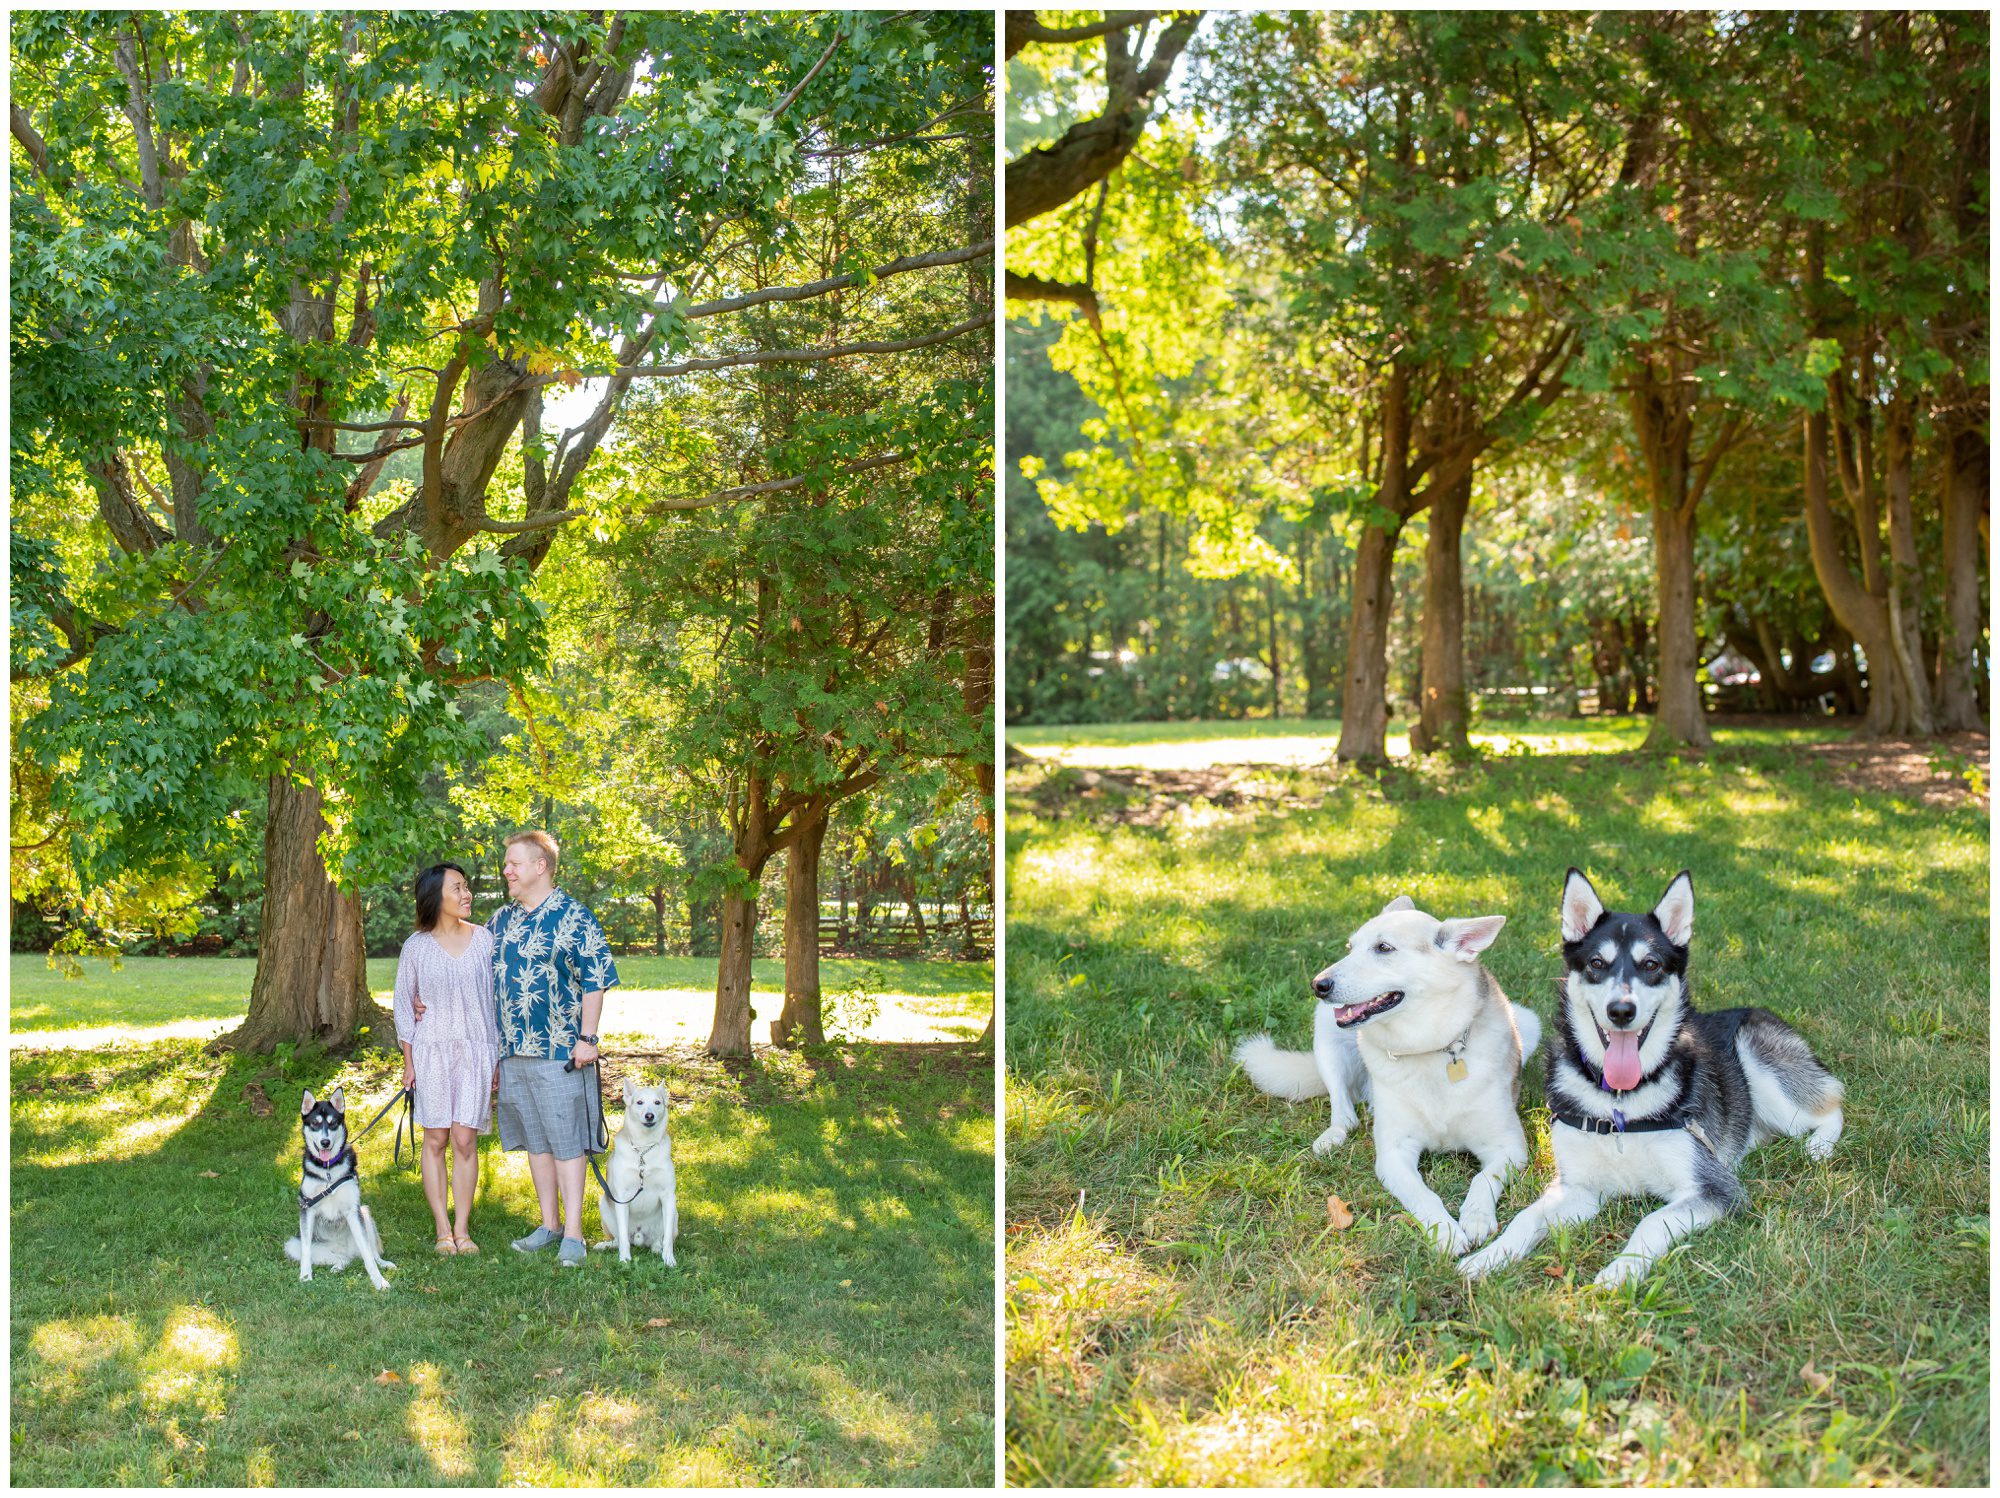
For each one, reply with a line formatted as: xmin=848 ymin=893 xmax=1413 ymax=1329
xmin=1007 ymin=726 xmax=1987 ymax=1484
xmin=405 ymin=1362 xmax=475 ymax=1479
xmin=139 ymin=1306 xmax=239 ymax=1421
xmin=14 ymin=1036 xmax=994 ymax=1486
xmin=28 ymin=1313 xmax=140 ymax=1398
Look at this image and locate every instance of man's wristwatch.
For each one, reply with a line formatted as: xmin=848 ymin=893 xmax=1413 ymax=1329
xmin=577 ymin=1033 xmax=598 ymax=1045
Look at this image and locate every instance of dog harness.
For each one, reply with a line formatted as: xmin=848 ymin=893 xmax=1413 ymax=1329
xmin=298 ymin=1145 xmax=359 ymax=1211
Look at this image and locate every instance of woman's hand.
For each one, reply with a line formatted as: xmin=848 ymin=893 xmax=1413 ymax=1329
xmin=401 ymin=1058 xmax=416 ymax=1092
xmin=491 ymin=1065 xmax=500 ymax=1093
xmin=412 ymin=994 xmax=427 ymax=1022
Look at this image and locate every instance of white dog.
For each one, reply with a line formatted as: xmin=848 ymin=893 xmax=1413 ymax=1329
xmin=594 ymin=1082 xmax=679 ymax=1265
xmin=1236 ymin=895 xmax=1542 ymax=1254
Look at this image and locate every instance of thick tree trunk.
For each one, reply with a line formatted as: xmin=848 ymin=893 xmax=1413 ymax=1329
xmin=1935 ymin=426 xmax=1988 ymax=730
xmin=649 ymin=887 xmax=668 ymax=956
xmin=709 ymin=890 xmax=761 ymax=1057
xmin=773 ymin=808 xmax=828 ymax=1048
xmin=1410 ymin=465 xmax=1471 ymax=755
xmin=213 ymin=774 xmax=381 ymax=1053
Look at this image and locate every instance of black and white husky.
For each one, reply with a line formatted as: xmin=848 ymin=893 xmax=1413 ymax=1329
xmin=285 ymin=1088 xmax=394 ymax=1290
xmin=1236 ymin=895 xmax=1543 ymax=1255
xmin=1460 ymin=869 xmax=1844 ymax=1288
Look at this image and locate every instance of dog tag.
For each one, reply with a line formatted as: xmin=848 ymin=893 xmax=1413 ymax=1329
xmin=1446 ymin=1057 xmax=1468 ymax=1082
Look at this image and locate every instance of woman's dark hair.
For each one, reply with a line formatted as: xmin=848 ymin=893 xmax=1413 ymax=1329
xmin=413 ymin=862 xmax=470 ymax=932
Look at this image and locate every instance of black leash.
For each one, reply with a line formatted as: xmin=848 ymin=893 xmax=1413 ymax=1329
xmin=347 ymin=1085 xmax=418 ymax=1169
xmin=564 ymin=1055 xmax=646 ymax=1206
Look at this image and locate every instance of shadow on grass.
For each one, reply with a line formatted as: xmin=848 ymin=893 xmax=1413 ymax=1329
xmin=13 ymin=1038 xmax=995 ymax=1486
xmin=1004 ymin=746 xmax=1989 ymax=1484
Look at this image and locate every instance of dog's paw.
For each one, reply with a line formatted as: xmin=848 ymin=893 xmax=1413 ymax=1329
xmin=1310 ymin=1125 xmax=1350 ymax=1157
xmin=1592 ymin=1256 xmax=1646 ymax=1290
xmin=1417 ymin=1217 xmax=1469 ymax=1257
xmin=1805 ymin=1131 xmax=1839 ymax=1162
xmin=1457 ymin=1242 xmax=1511 ymax=1280
xmin=1457 ymin=1203 xmax=1498 ymax=1247
xmin=376 ymin=1258 xmax=396 ymax=1271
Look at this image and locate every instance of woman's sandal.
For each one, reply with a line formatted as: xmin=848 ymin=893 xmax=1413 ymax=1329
xmin=453 ymin=1235 xmax=480 ymax=1255
xmin=434 ymin=1236 xmax=459 ymax=1256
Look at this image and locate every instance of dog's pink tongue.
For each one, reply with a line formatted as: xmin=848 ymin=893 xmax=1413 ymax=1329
xmin=1602 ymin=1030 xmax=1644 ymax=1091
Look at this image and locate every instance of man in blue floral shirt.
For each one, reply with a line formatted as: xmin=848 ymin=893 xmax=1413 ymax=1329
xmin=489 ymin=828 xmax=620 ymax=1268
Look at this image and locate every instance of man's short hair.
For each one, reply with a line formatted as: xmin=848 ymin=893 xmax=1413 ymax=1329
xmin=504 ymin=828 xmax=560 ymax=874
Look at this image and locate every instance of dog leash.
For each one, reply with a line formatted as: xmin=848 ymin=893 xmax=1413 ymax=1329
xmin=564 ymin=1055 xmax=648 ymax=1206
xmin=346 ymin=1085 xmax=418 ymax=1170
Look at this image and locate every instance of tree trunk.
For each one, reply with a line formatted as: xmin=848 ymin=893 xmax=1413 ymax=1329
xmin=649 ymin=886 xmax=668 ymax=956
xmin=1935 ymin=425 xmax=1987 ymax=730
xmin=1411 ymin=464 xmax=1472 ymax=755
xmin=709 ymin=890 xmax=761 ymax=1057
xmin=773 ymin=807 xmax=828 ymax=1047
xmin=1644 ymin=490 xmax=1710 ymax=749
xmin=1802 ymin=410 xmax=1915 ymax=735
xmin=1881 ymin=400 xmax=1937 ymax=735
xmin=213 ymin=774 xmax=381 ymax=1053
xmin=709 ymin=791 xmax=775 ymax=1058
xmin=1337 ymin=365 xmax=1416 ymax=763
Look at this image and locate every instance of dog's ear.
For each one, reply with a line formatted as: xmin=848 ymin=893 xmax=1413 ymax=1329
xmin=1437 ymin=914 xmax=1506 ymax=963
xmin=1651 ymin=870 xmax=1694 ymax=947
xmin=329 ymin=1086 xmax=345 ymax=1112
xmin=1561 ymin=868 xmax=1605 ymax=943
xmin=1382 ymin=894 xmax=1416 ymax=915
xmin=301 ymin=1089 xmax=316 ymax=1116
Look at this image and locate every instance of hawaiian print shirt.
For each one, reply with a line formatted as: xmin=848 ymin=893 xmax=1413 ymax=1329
xmin=489 ymin=888 xmax=621 ymax=1061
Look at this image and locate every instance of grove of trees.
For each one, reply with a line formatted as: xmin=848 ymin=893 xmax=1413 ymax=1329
xmin=12 ymin=11 xmax=994 ymax=1055
xmin=1005 ymin=11 xmax=1987 ymax=753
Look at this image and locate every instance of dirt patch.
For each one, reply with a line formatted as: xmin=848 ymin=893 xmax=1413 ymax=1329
xmin=1011 ymin=762 xmax=1319 ymax=828
xmin=1788 ymin=730 xmax=1988 ymax=811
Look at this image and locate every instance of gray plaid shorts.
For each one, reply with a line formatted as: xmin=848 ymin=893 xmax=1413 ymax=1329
xmin=495 ymin=1056 xmax=592 ymax=1160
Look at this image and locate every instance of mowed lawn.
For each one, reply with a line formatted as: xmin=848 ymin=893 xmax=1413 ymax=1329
xmin=12 ymin=954 xmax=994 ymax=1045
xmin=1005 ymin=720 xmax=1988 ymax=1485
xmin=13 ymin=1040 xmax=994 ymax=1485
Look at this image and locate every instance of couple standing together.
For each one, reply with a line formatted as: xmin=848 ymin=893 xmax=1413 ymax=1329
xmin=390 ymin=828 xmax=620 ymax=1267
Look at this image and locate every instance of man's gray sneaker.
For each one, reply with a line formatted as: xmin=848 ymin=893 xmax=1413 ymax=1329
xmin=512 ymin=1226 xmax=560 ymax=1254
xmin=556 ymin=1236 xmax=588 ymax=1268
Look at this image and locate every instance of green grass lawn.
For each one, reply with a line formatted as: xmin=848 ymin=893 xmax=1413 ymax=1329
xmin=13 ymin=1038 xmax=995 ymax=1485
xmin=1005 ymin=727 xmax=1988 ymax=1485
xmin=11 ymin=954 xmax=993 ymax=1038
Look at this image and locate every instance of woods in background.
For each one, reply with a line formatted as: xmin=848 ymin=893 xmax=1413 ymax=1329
xmin=12 ymin=11 xmax=994 ymax=1054
xmin=1006 ymin=11 xmax=1987 ymax=752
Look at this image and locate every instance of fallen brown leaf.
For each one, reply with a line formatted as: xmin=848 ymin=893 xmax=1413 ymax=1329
xmin=1325 ymin=1195 xmax=1355 ymax=1231
xmin=1801 ymin=1361 xmax=1832 ymax=1394
xmin=373 ymin=1369 xmax=403 ymax=1385
xmin=1542 ymin=1264 xmax=1567 ymax=1280
xmin=199 ymin=1170 xmax=221 ymax=1179
xmin=644 ymin=1317 xmax=672 ymax=1329
xmin=241 ymin=1083 xmax=273 ymax=1117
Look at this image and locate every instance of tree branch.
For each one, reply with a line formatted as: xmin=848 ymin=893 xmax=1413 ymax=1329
xmin=1005 ymin=11 xmax=1158 ymax=60
xmin=772 ymin=24 xmax=844 ymax=120
xmin=645 ymin=450 xmax=914 ymax=514
xmin=614 ymin=312 xmax=988 ymax=380
xmin=680 ymin=240 xmax=993 ymax=321
xmin=11 ymin=102 xmax=51 ymax=180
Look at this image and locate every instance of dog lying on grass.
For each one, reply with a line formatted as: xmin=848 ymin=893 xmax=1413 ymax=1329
xmin=1237 ymin=894 xmax=1542 ymax=1254
xmin=1459 ymin=870 xmax=1844 ymax=1288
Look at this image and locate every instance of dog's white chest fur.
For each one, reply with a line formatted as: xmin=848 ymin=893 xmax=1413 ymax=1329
xmin=1552 ymin=1122 xmax=1703 ymax=1200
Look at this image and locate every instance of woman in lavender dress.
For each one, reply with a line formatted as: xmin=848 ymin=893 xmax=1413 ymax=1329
xmin=393 ymin=862 xmax=502 ymax=1255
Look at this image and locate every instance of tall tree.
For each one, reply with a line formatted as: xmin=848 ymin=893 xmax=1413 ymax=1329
xmin=11 ymin=11 xmax=994 ymax=1049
